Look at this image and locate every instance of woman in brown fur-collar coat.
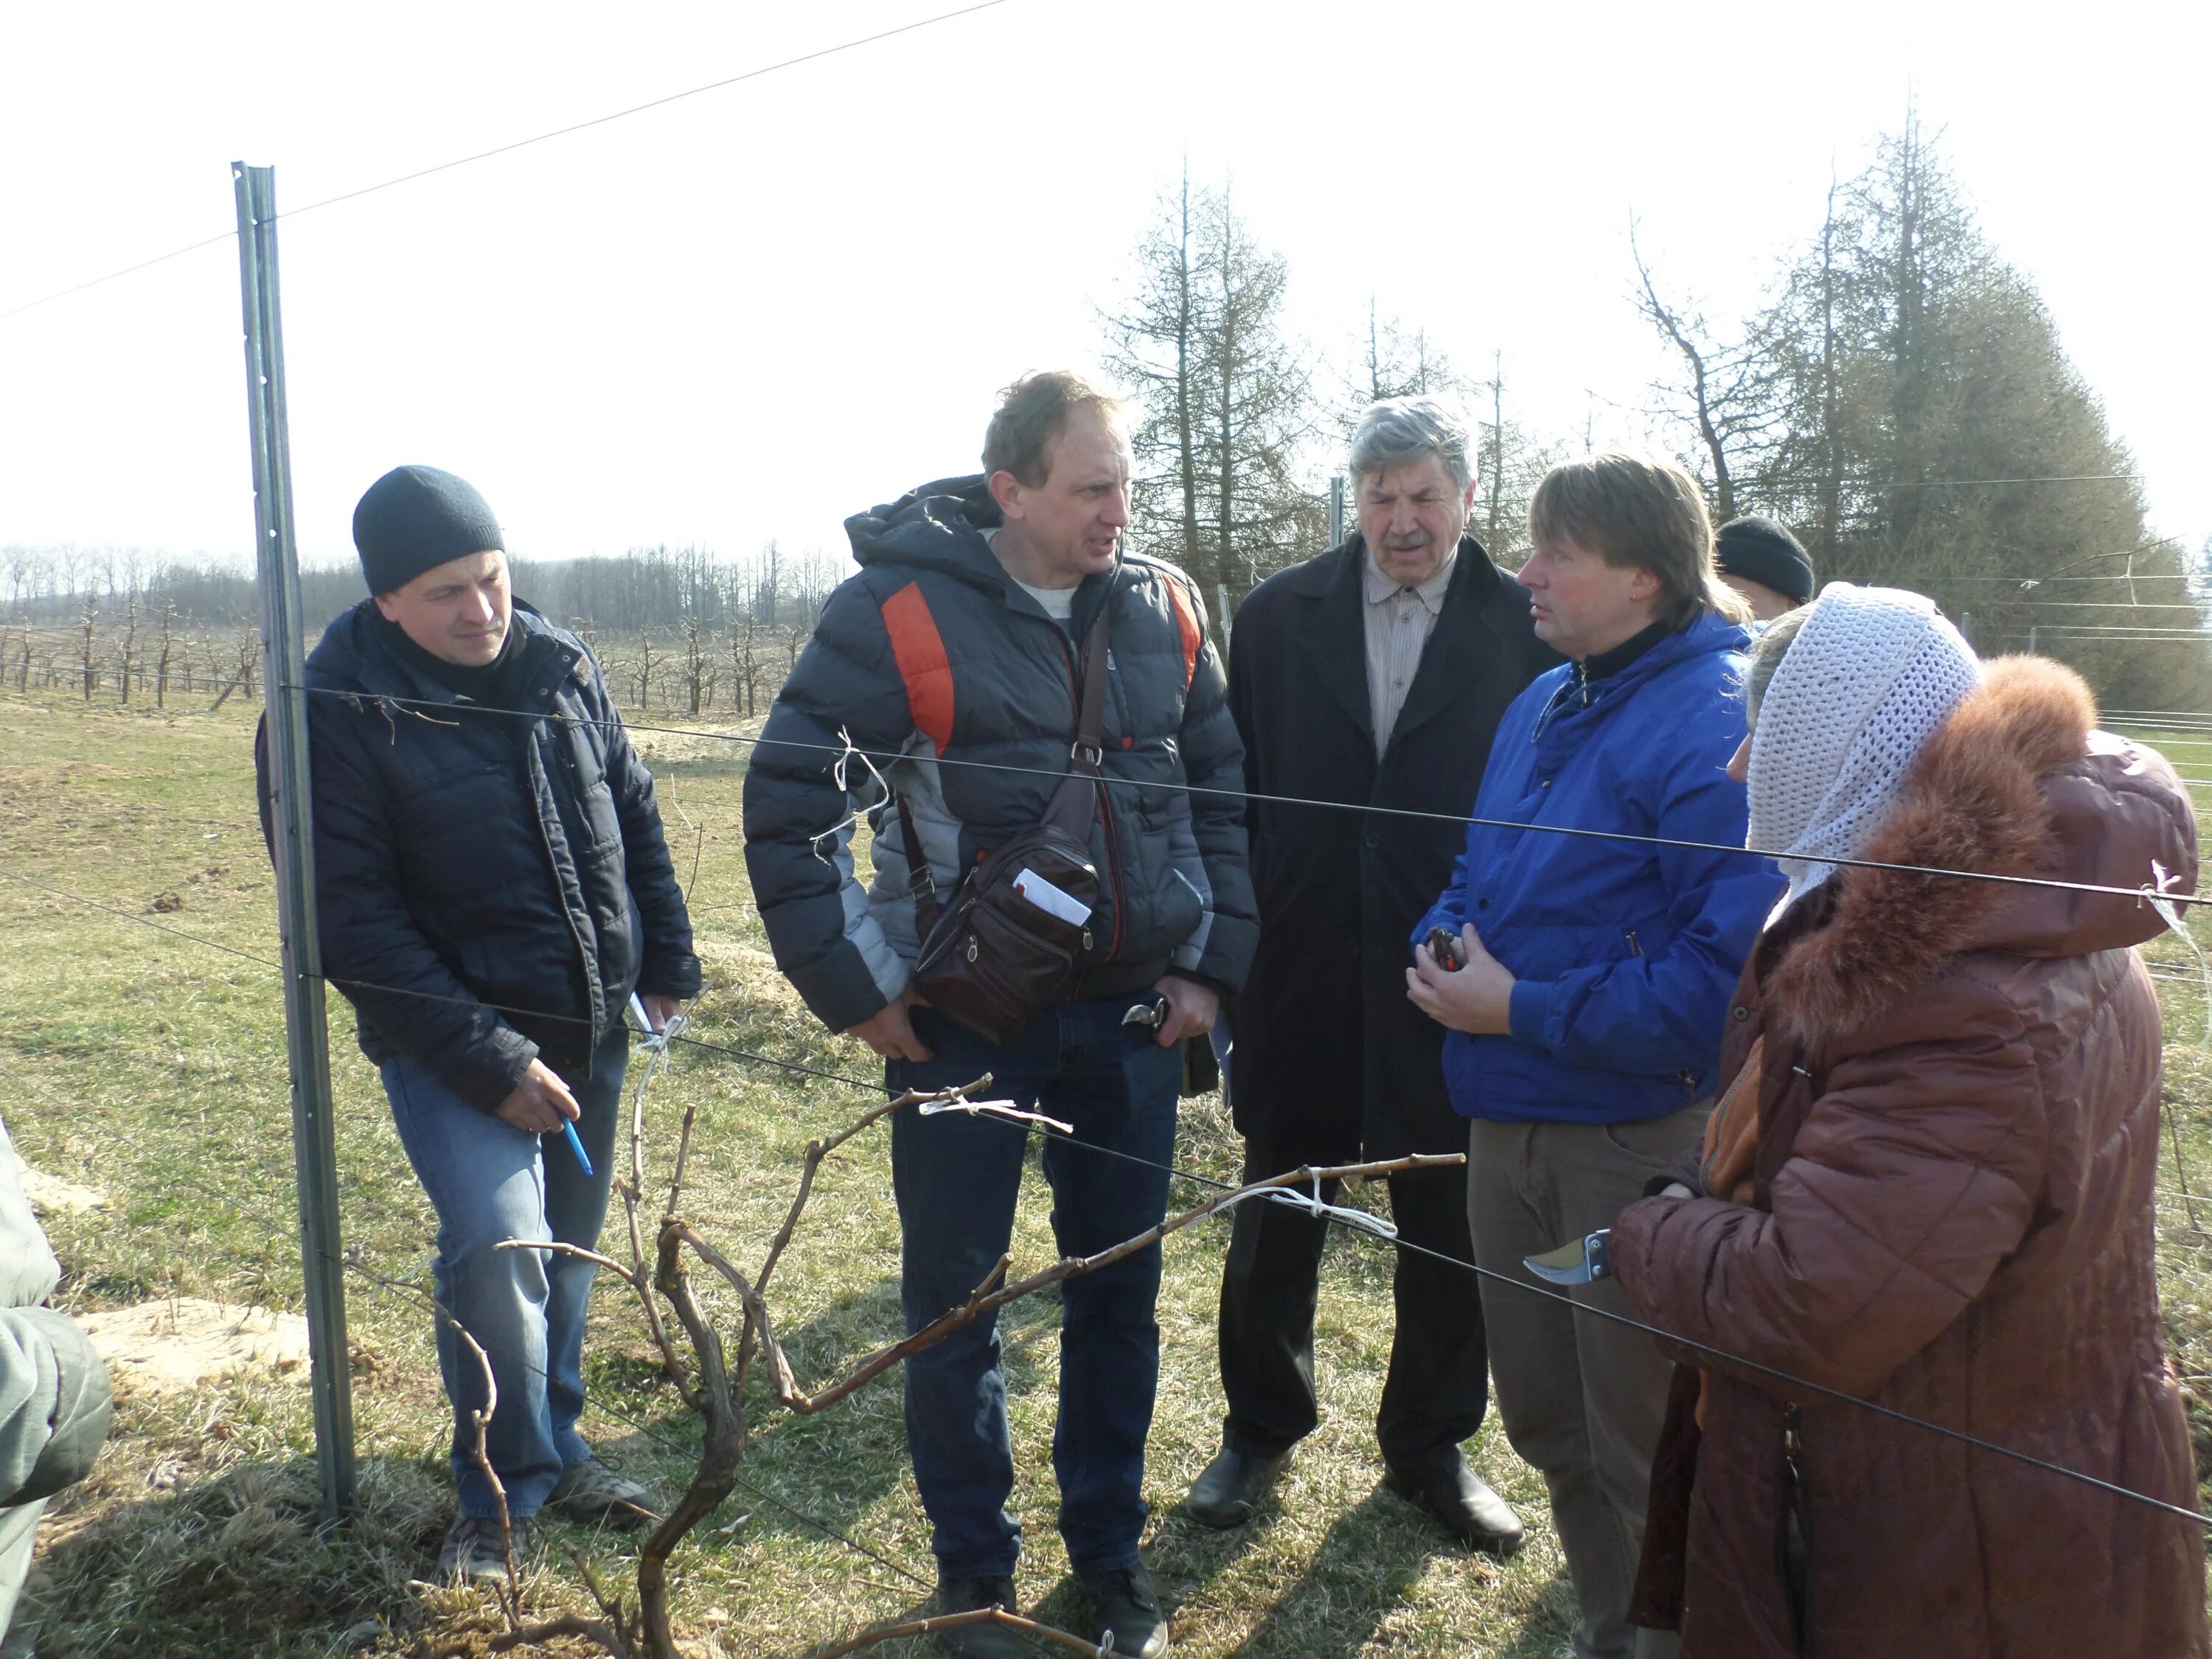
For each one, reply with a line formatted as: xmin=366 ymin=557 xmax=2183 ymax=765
xmin=1612 ymin=584 xmax=2208 ymax=1659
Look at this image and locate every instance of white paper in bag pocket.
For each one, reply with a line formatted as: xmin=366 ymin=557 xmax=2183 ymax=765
xmin=1012 ymin=868 xmax=1092 ymax=928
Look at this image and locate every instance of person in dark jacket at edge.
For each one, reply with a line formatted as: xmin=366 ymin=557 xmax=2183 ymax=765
xmin=1183 ymin=397 xmax=1556 ymax=1550
xmin=0 ymin=1110 xmax=111 ymax=1650
xmin=741 ymin=372 xmax=1257 ymax=1659
xmin=1611 ymin=586 xmax=2209 ymax=1659
xmin=255 ymin=466 xmax=700 ymax=1582
xmin=1408 ymin=453 xmax=1780 ymax=1659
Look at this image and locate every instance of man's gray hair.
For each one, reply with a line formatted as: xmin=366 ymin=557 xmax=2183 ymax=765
xmin=1348 ymin=396 xmax=1475 ymax=495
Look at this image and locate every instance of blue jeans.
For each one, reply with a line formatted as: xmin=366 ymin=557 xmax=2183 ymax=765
xmin=887 ymin=996 xmax=1181 ymax=1579
xmin=383 ymin=1028 xmax=626 ymax=1518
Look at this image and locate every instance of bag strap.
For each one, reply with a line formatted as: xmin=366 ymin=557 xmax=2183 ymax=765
xmin=1074 ymin=600 xmax=1111 ymax=754
xmin=1043 ymin=600 xmax=1112 ymax=838
xmin=896 ymin=591 xmax=1113 ymax=922
xmin=894 ymin=790 xmax=941 ymax=938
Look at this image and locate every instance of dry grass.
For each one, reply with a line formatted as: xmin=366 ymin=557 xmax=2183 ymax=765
xmin=0 ymin=688 xmax=2205 ymax=1656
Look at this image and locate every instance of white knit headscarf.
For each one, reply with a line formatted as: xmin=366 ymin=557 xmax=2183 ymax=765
xmin=1746 ymin=582 xmax=1983 ymax=911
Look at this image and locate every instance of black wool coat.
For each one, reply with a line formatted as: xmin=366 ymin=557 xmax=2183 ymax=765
xmin=1227 ymin=535 xmax=1557 ymax=1161
xmin=257 ymin=602 xmax=701 ymax=1111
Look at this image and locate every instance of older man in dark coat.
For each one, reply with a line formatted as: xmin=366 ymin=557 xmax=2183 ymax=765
xmin=1186 ymin=397 xmax=1557 ymax=1549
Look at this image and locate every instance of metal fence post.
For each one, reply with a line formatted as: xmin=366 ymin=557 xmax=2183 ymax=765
xmin=1329 ymin=475 xmax=1346 ymax=548
xmin=234 ymin=161 xmax=356 ymax=1523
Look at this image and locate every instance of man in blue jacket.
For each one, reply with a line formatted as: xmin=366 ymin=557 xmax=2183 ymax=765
xmin=259 ymin=466 xmax=700 ymax=1583
xmin=1409 ymin=453 xmax=1780 ymax=1659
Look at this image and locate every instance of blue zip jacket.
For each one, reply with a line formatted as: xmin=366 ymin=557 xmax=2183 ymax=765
xmin=1412 ymin=610 xmax=1782 ymax=1124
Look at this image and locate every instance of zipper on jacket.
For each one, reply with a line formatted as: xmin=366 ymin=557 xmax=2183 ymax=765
xmin=1625 ymin=930 xmax=1641 ymax=957
xmin=523 ymin=712 xmax=606 ymax=1062
xmin=1779 ymin=1403 xmax=1814 ymax=1655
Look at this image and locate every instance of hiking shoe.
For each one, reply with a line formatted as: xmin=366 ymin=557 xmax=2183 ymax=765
xmin=1080 ymin=1564 xmax=1169 ymax=1658
xmin=931 ymin=1573 xmax=1023 ymax=1659
xmin=546 ymin=1456 xmax=660 ymax=1528
xmin=438 ymin=1512 xmax=526 ymax=1583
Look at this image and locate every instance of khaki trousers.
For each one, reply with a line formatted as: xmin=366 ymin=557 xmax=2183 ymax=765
xmin=1468 ymin=1106 xmax=1707 ymax=1659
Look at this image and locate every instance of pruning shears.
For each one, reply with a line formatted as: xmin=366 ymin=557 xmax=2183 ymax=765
xmin=1524 ymin=1228 xmax=1613 ymax=1286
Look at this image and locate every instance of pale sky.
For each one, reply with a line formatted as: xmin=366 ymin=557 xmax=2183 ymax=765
xmin=1 ymin=0 xmax=2205 ymax=578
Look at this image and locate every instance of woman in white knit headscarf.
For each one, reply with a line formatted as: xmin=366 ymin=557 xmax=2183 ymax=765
xmin=1739 ymin=583 xmax=1982 ymax=908
xmin=1605 ymin=582 xmax=2209 ymax=1659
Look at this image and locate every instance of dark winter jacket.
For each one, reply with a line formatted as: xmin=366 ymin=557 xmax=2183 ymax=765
xmin=1614 ymin=657 xmax=2208 ymax=1659
xmin=259 ymin=601 xmax=700 ymax=1110
xmin=742 ymin=476 xmax=1257 ymax=1032
xmin=1414 ymin=609 xmax=1781 ymax=1124
xmin=0 ymin=1113 xmax=109 ymax=1514
xmin=1228 ymin=535 xmax=1557 ymax=1160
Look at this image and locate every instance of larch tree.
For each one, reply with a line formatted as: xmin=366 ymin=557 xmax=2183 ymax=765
xmin=1104 ymin=173 xmax=1321 ymax=640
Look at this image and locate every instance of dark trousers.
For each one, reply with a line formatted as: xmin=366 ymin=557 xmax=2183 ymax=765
xmin=1217 ymin=1123 xmax=1489 ymax=1470
xmin=886 ymin=995 xmax=1182 ymax=1580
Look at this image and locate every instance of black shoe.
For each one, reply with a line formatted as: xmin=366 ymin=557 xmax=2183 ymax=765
xmin=1079 ymin=1564 xmax=1169 ymax=1659
xmin=1382 ymin=1453 xmax=1525 ymax=1556
xmin=931 ymin=1573 xmax=1023 ymax=1659
xmin=1183 ymin=1443 xmax=1290 ymax=1529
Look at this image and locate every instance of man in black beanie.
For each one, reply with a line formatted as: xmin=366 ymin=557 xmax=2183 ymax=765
xmin=1713 ymin=514 xmax=1815 ymax=621
xmin=256 ymin=465 xmax=701 ymax=1581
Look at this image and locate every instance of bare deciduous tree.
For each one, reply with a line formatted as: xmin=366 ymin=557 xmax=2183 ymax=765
xmin=116 ymin=595 xmax=139 ymax=706
xmin=155 ymin=599 xmax=175 ymax=711
xmin=77 ymin=594 xmax=98 ymax=700
xmin=1628 ymin=220 xmax=1784 ymax=524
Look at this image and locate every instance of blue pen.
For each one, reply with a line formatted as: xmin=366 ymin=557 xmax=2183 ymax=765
xmin=558 ymin=1117 xmax=593 ymax=1177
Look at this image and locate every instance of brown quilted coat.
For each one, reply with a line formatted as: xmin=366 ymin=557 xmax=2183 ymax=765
xmin=1613 ymin=656 xmax=2210 ymax=1659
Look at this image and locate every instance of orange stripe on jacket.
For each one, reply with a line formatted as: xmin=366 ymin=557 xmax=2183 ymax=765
xmin=1166 ymin=579 xmax=1203 ymax=691
xmin=880 ymin=582 xmax=955 ymax=754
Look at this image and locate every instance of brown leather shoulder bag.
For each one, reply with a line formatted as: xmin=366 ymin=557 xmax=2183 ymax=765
xmin=895 ymin=602 xmax=1110 ymax=1047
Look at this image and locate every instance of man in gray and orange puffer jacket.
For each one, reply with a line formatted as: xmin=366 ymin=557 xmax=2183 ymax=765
xmin=743 ymin=372 xmax=1255 ymax=1659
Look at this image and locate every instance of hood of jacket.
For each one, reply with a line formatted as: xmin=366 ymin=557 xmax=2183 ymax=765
xmin=844 ymin=474 xmax=1015 ymax=591
xmin=1767 ymin=654 xmax=2198 ymax=1046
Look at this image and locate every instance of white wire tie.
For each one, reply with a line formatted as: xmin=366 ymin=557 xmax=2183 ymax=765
xmin=2143 ymin=861 xmax=2210 ymax=1045
xmin=627 ymin=993 xmax=686 ymax=1079
xmin=917 ymin=1096 xmax=1076 ymax=1136
xmin=1228 ymin=1172 xmax=1400 ymax=1242
xmin=811 ymin=725 xmax=893 ymax=866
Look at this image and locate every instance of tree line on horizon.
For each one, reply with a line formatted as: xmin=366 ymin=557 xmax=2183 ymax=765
xmin=5 ymin=109 xmax=2206 ymax=713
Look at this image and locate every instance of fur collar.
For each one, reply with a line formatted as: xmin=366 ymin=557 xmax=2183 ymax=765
xmin=1764 ymin=655 xmax=2101 ymax=1046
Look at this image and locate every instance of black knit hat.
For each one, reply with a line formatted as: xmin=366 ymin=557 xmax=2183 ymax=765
xmin=1714 ymin=515 xmax=1815 ymax=607
xmin=352 ymin=465 xmax=504 ymax=595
